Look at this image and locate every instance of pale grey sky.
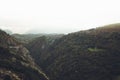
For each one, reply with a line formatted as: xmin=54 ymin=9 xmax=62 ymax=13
xmin=0 ymin=0 xmax=120 ymax=34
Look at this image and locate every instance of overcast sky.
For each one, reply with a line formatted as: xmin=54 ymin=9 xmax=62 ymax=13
xmin=0 ymin=0 xmax=120 ymax=34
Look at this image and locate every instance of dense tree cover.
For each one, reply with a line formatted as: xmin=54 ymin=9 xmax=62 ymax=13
xmin=44 ymin=31 xmax=120 ymax=80
xmin=26 ymin=24 xmax=120 ymax=80
xmin=0 ymin=30 xmax=49 ymax=80
xmin=26 ymin=35 xmax=63 ymax=67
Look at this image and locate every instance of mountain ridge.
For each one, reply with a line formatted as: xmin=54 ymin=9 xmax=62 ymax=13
xmin=26 ymin=23 xmax=120 ymax=80
xmin=0 ymin=29 xmax=49 ymax=80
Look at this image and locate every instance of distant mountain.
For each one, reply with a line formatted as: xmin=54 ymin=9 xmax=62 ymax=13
xmin=2 ymin=29 xmax=13 ymax=34
xmin=26 ymin=23 xmax=120 ymax=80
xmin=0 ymin=30 xmax=49 ymax=80
xmin=12 ymin=33 xmax=64 ymax=44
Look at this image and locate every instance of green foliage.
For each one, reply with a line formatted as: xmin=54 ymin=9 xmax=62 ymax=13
xmin=88 ymin=47 xmax=104 ymax=52
xmin=0 ymin=30 xmax=49 ymax=80
xmin=25 ymin=35 xmax=63 ymax=67
xmin=26 ymin=24 xmax=120 ymax=80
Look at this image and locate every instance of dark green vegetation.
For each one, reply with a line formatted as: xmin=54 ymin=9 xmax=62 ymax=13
xmin=1 ymin=23 xmax=120 ymax=80
xmin=0 ymin=30 xmax=49 ymax=80
xmin=25 ymin=35 xmax=63 ymax=67
xmin=25 ymin=23 xmax=120 ymax=80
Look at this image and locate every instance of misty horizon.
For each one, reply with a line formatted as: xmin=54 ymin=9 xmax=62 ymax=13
xmin=1 ymin=22 xmax=120 ymax=34
xmin=0 ymin=0 xmax=120 ymax=34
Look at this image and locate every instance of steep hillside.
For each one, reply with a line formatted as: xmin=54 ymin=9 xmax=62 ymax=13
xmin=26 ymin=35 xmax=63 ymax=67
xmin=0 ymin=30 xmax=49 ymax=80
xmin=27 ymin=23 xmax=120 ymax=80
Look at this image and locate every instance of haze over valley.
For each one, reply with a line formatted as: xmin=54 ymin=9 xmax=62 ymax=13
xmin=1 ymin=0 xmax=120 ymax=80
